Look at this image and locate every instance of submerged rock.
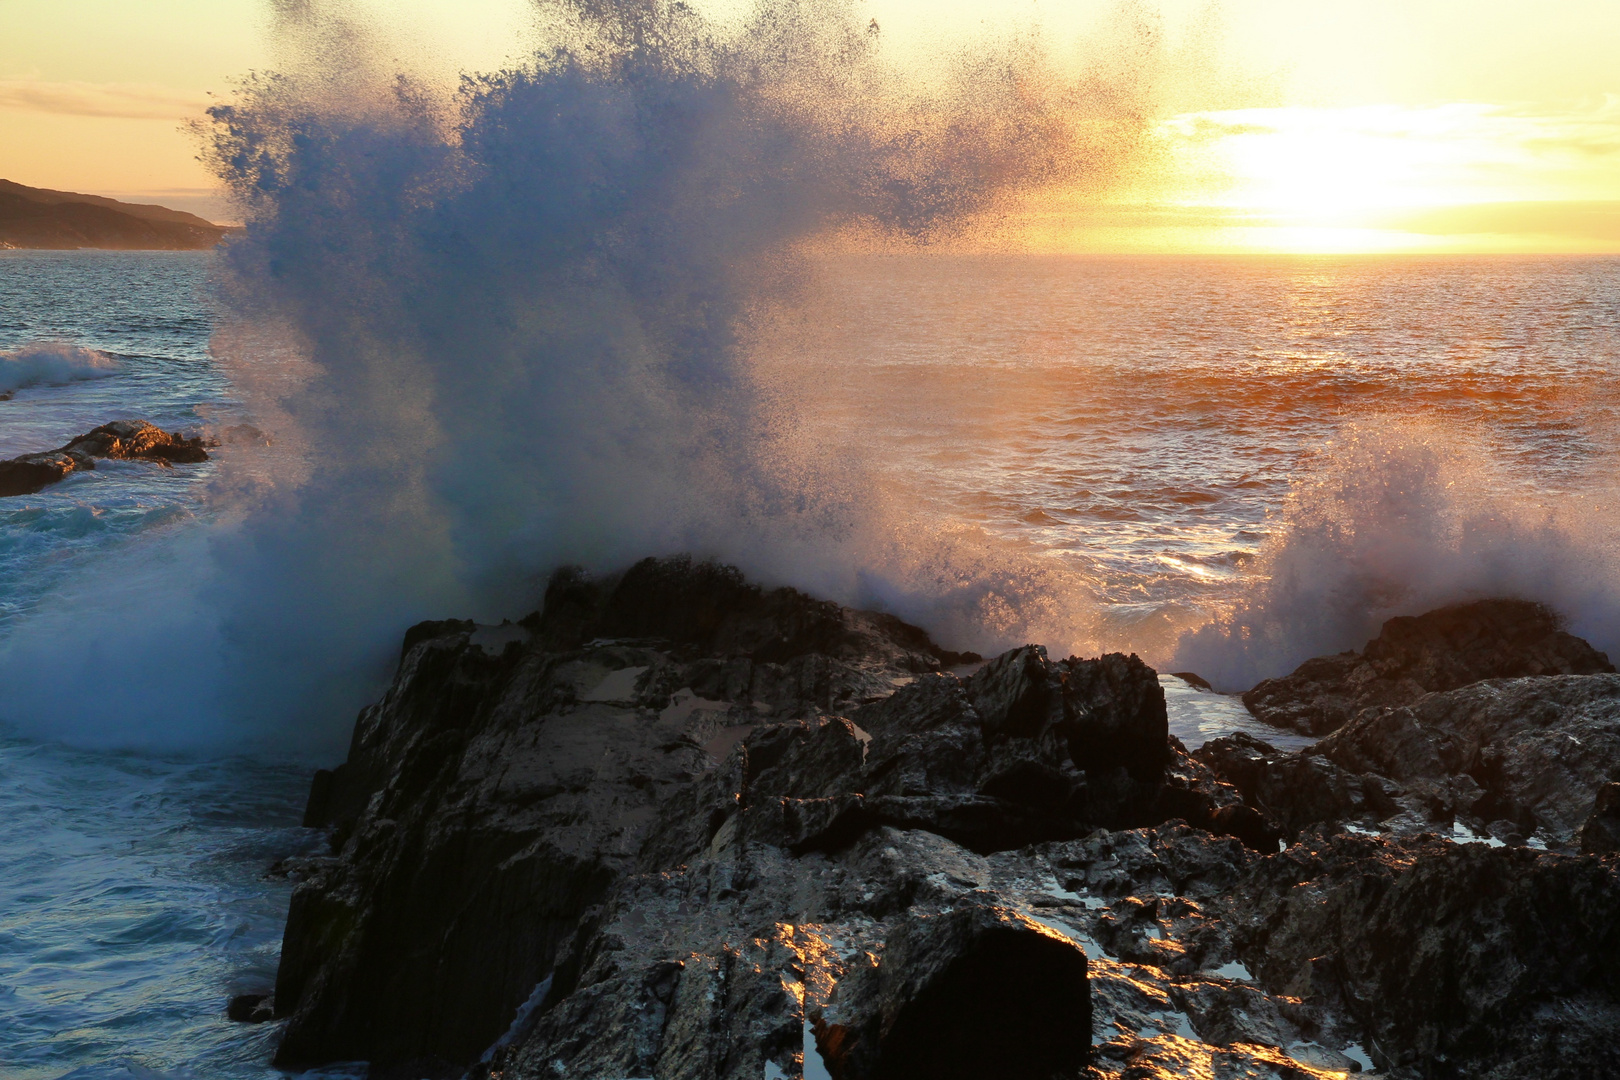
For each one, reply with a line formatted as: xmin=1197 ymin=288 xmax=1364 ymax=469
xmin=270 ymin=566 xmax=1620 ymax=1080
xmin=1243 ymin=599 xmax=1613 ymax=736
xmin=0 ymin=419 xmax=212 ymax=496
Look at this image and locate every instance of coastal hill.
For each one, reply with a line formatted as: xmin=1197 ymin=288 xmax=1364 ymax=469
xmin=0 ymin=179 xmax=228 ymax=250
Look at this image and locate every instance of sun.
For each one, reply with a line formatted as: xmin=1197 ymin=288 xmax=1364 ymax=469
xmin=1035 ymin=100 xmax=1620 ymax=255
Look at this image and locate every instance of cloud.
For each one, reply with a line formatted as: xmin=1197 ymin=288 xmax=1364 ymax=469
xmin=0 ymin=79 xmax=211 ymax=120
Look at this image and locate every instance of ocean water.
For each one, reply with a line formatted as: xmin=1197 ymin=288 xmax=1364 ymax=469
xmin=786 ymin=253 xmax=1620 ymax=673
xmin=0 ymin=248 xmax=1616 ymax=1074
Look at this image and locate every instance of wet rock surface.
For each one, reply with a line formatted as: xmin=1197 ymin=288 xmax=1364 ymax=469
xmin=1243 ymin=599 xmax=1613 ymax=737
xmin=0 ymin=419 xmax=213 ymax=496
xmin=273 ymin=565 xmax=1620 ymax=1080
xmin=1580 ymin=782 xmax=1620 ymax=855
xmin=1203 ymin=672 xmax=1620 ymax=848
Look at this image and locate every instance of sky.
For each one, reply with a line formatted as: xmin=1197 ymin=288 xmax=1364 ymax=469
xmin=1 ymin=0 xmax=1617 ymax=252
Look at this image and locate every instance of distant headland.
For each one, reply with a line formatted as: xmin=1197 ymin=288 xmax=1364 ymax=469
xmin=0 ymin=180 xmax=229 ymax=250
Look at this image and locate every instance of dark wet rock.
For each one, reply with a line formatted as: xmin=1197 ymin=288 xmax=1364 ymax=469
xmin=1228 ymin=831 xmax=1620 ymax=1079
xmin=483 ymin=816 xmax=1348 ymax=1080
xmin=0 ymin=419 xmax=213 ymax=496
xmin=273 ymin=567 xmax=1620 ymax=1079
xmin=1169 ymin=671 xmax=1212 ymax=690
xmin=1197 ymin=734 xmax=1400 ymax=840
xmin=228 ymin=993 xmax=275 ymax=1023
xmin=272 ymin=559 xmax=989 ymax=1072
xmin=1582 ymin=782 xmax=1620 ymax=855
xmin=965 ymin=644 xmax=1059 ymax=741
xmin=1243 ymin=599 xmax=1613 ymax=736
xmin=1205 ymin=674 xmax=1620 ymax=847
xmin=695 ymin=648 xmax=1260 ymax=857
xmin=533 ymin=556 xmax=978 ymax=672
xmin=263 ymin=854 xmax=337 ymax=884
xmin=1062 ymin=652 xmax=1172 ymax=783
xmin=1318 ymin=674 xmax=1620 ymax=845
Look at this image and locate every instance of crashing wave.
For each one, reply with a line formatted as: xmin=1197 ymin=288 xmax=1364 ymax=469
xmin=1173 ymin=416 xmax=1620 ymax=691
xmin=0 ymin=0 xmax=1154 ymax=749
xmin=0 ymin=341 xmax=119 ymax=397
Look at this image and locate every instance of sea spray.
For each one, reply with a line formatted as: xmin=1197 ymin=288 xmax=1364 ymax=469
xmin=1172 ymin=416 xmax=1620 ymax=691
xmin=0 ymin=0 xmax=1151 ymax=750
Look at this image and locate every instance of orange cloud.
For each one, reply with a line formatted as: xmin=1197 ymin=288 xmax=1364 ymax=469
xmin=0 ymin=80 xmax=212 ymax=121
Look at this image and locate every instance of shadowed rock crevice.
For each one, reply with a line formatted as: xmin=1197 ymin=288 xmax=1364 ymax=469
xmin=817 ymin=906 xmax=1091 ymax=1080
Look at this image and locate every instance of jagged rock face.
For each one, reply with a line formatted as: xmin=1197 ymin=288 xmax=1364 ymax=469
xmin=273 ymin=568 xmax=1620 ymax=1080
xmin=1243 ymin=599 xmax=1614 ymax=736
xmin=1229 ymin=831 xmax=1620 ymax=1080
xmin=1203 ymin=674 xmax=1620 ymax=847
xmin=534 ymin=558 xmax=977 ymax=672
xmin=273 ymin=558 xmax=984 ymax=1073
xmin=0 ymin=420 xmax=213 ymax=496
xmin=637 ymin=645 xmax=1254 ymax=863
xmin=489 ymin=820 xmax=1367 ymax=1080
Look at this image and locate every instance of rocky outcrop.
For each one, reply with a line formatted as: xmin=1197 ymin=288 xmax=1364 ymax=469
xmin=1243 ymin=600 xmax=1613 ymax=736
xmin=1202 ymin=673 xmax=1620 ymax=848
xmin=272 ymin=557 xmax=985 ymax=1073
xmin=1228 ymin=831 xmax=1620 ymax=1079
xmin=271 ymin=568 xmax=1620 ymax=1080
xmin=817 ymin=904 xmax=1091 ymax=1080
xmin=0 ymin=420 xmax=213 ymax=496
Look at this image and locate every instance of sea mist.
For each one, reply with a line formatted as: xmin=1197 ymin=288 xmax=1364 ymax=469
xmin=0 ymin=0 xmax=1150 ymax=750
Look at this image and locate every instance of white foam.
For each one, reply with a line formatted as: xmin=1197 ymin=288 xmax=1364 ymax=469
xmin=1174 ymin=417 xmax=1620 ymax=691
xmin=0 ymin=340 xmax=119 ymax=395
xmin=1452 ymin=821 xmax=1505 ymax=848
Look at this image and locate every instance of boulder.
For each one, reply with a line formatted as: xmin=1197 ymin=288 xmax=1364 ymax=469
xmin=1317 ymin=674 xmax=1620 ymax=845
xmin=1243 ymin=599 xmax=1613 ymax=736
xmin=1207 ymin=674 xmax=1620 ymax=847
xmin=0 ymin=419 xmax=213 ymax=496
